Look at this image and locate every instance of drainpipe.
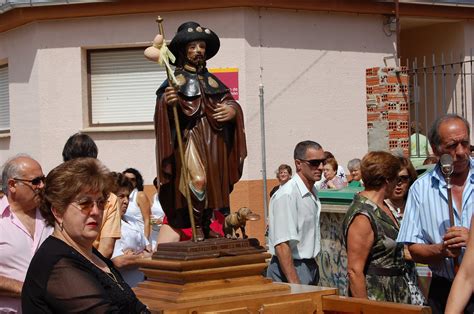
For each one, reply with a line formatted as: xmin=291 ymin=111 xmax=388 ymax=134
xmin=259 ymin=84 xmax=268 ymax=222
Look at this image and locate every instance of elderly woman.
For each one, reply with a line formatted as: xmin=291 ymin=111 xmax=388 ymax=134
xmin=21 ymin=158 xmax=149 ymax=313
xmin=111 ymin=173 xmax=152 ymax=288
xmin=320 ymin=158 xmax=346 ymax=189
xmin=347 ymin=158 xmax=363 ymax=187
xmin=342 ymin=151 xmax=414 ymax=304
xmin=269 ymin=164 xmax=292 ymax=197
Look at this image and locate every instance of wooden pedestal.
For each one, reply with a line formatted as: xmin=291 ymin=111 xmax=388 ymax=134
xmin=134 ymin=238 xmax=338 ymax=313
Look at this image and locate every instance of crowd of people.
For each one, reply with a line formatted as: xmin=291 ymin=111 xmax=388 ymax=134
xmin=266 ymin=114 xmax=474 ymax=313
xmin=2 ymin=110 xmax=474 ymax=314
xmin=1 ymin=112 xmax=474 ymax=314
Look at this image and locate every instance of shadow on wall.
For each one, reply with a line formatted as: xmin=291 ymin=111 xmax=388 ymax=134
xmin=0 ymin=136 xmax=11 ymax=163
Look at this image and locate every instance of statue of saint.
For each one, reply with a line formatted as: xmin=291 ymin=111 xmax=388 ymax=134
xmin=153 ymin=21 xmax=247 ymax=241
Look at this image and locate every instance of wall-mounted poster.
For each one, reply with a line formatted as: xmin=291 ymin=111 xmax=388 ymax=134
xmin=209 ymin=68 xmax=239 ymax=100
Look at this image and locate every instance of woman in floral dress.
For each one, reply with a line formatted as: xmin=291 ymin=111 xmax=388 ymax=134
xmin=343 ymin=151 xmax=414 ymax=304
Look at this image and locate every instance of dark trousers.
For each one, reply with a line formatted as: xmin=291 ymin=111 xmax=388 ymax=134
xmin=429 ymin=275 xmax=474 ymax=314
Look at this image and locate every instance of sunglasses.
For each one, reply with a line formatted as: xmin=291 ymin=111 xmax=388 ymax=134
xmin=299 ymin=158 xmax=326 ymax=167
xmin=14 ymin=175 xmax=45 ymax=186
xmin=397 ymin=175 xmax=410 ymax=184
xmin=70 ymin=196 xmax=107 ymax=214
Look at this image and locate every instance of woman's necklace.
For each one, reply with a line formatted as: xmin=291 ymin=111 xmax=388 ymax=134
xmin=54 ymin=231 xmax=124 ymax=291
xmin=106 ymin=271 xmax=124 ymax=291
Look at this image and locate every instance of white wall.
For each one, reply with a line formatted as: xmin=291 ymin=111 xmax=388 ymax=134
xmin=0 ymin=8 xmax=395 ymax=182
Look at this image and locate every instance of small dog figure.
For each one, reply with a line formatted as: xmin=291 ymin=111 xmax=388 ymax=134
xmin=224 ymin=207 xmax=260 ymax=239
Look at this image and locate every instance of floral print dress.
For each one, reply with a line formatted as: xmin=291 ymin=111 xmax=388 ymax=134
xmin=342 ymin=194 xmax=416 ymax=304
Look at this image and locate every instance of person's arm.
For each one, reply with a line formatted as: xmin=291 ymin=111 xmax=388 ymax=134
xmin=408 ymin=226 xmax=468 ymax=264
xmin=96 ymin=195 xmax=121 ymax=258
xmin=346 ymin=214 xmax=374 ymax=298
xmin=156 ymin=223 xmax=181 ymax=244
xmin=446 ymin=216 xmax=474 ymax=313
xmin=97 ymin=238 xmax=116 ymax=259
xmin=274 ymin=241 xmax=300 ymax=284
xmin=136 ymin=192 xmax=151 ymax=239
xmin=112 ymin=251 xmax=152 ymax=270
xmin=0 ymin=275 xmax=22 ymax=297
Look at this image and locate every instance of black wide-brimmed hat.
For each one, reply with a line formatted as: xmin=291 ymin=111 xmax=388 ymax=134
xmin=168 ymin=21 xmax=220 ymax=64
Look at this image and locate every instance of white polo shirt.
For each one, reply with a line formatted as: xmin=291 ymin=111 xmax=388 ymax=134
xmin=268 ymin=174 xmax=321 ymax=259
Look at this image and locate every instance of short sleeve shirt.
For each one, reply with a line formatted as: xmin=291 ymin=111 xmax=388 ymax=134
xmin=93 ymin=193 xmax=121 ymax=248
xmin=0 ymin=205 xmax=53 ymax=313
xmin=268 ymin=174 xmax=321 ymax=259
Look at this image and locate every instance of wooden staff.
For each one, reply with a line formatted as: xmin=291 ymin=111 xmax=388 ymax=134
xmin=156 ymin=16 xmax=198 ymax=241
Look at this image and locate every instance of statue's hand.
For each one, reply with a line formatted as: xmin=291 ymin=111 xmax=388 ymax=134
xmin=213 ymin=103 xmax=236 ymax=122
xmin=164 ymin=86 xmax=179 ymax=106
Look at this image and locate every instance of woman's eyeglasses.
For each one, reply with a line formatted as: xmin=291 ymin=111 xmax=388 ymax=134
xmin=299 ymin=159 xmax=326 ymax=167
xmin=397 ymin=175 xmax=410 ymax=184
xmin=71 ymin=196 xmax=107 ymax=214
xmin=13 ymin=175 xmax=46 ymax=186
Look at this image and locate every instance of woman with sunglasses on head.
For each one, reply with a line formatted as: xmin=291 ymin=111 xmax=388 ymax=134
xmin=123 ymin=168 xmax=151 ymax=241
xmin=21 ymin=158 xmax=149 ymax=313
xmin=385 ymin=156 xmax=426 ymax=305
xmin=342 ymin=151 xmax=417 ymax=304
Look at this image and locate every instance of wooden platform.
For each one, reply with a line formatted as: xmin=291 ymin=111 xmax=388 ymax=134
xmin=137 ymin=282 xmax=338 ymax=313
xmin=135 ymin=249 xmax=290 ymax=304
xmin=135 ymin=238 xmax=431 ymax=313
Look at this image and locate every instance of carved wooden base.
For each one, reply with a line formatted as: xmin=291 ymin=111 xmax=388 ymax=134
xmin=135 ymin=250 xmax=289 ymax=304
xmin=133 ymin=238 xmax=344 ymax=313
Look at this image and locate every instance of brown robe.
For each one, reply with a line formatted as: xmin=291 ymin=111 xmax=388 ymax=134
xmin=154 ymin=67 xmax=247 ymax=228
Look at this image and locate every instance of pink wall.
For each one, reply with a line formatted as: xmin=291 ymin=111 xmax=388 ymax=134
xmin=0 ymin=8 xmax=395 ymax=183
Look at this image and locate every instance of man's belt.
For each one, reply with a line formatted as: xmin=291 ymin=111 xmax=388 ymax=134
xmin=366 ymin=265 xmax=404 ymax=276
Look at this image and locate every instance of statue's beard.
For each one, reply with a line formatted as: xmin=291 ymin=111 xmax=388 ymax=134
xmin=187 ymin=55 xmax=206 ymax=68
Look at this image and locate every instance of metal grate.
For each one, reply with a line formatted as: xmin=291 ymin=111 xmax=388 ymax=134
xmin=406 ymin=50 xmax=474 ymax=159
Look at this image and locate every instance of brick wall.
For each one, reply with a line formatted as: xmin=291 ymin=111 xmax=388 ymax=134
xmin=366 ymin=66 xmax=409 ymax=155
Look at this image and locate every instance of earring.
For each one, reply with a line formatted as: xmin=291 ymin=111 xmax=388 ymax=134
xmin=59 ymin=222 xmax=64 ymax=231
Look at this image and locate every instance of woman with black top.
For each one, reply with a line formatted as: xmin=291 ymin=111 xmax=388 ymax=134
xmin=21 ymin=158 xmax=149 ymax=313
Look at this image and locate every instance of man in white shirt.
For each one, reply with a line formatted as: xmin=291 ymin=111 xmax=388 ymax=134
xmin=266 ymin=140 xmax=324 ymax=285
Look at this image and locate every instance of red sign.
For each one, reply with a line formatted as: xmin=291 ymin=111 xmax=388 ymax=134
xmin=209 ymin=68 xmax=239 ymax=100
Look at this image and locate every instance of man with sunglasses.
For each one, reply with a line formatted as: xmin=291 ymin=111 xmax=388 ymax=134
xmin=266 ymin=140 xmax=324 ymax=285
xmin=0 ymin=155 xmax=52 ymax=313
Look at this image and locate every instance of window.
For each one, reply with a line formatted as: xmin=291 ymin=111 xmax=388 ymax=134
xmin=0 ymin=64 xmax=9 ymax=132
xmin=88 ymin=48 xmax=168 ymax=126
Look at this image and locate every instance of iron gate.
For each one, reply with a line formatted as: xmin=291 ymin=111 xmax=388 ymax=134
xmin=407 ymin=50 xmax=474 ymax=159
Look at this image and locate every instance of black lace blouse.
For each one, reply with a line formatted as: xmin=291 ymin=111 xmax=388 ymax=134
xmin=22 ymin=236 xmax=149 ymax=313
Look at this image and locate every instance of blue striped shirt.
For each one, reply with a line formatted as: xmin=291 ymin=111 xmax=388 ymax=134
xmin=397 ymin=158 xmax=474 ymax=280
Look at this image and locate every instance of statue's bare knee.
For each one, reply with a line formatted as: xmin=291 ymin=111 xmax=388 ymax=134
xmin=191 ymin=175 xmax=206 ymax=192
xmin=189 ymin=175 xmax=206 ymax=201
